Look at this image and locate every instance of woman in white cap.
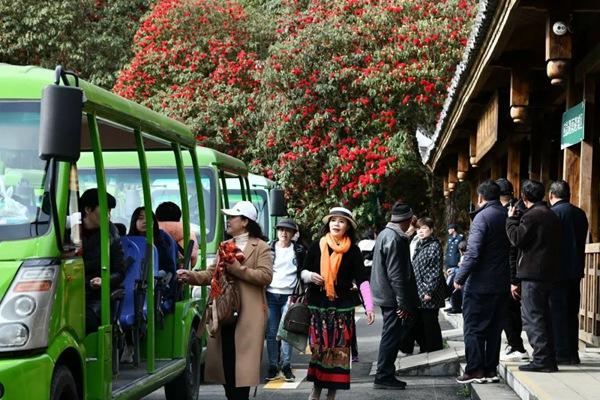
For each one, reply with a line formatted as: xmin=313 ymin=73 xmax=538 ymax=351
xmin=177 ymin=201 xmax=273 ymax=400
xmin=301 ymin=207 xmax=375 ymax=400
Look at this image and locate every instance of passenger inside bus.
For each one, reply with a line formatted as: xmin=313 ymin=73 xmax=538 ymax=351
xmin=155 ymin=201 xmax=199 ymax=267
xmin=128 ymin=207 xmax=178 ymax=310
xmin=79 ymin=188 xmax=126 ymax=334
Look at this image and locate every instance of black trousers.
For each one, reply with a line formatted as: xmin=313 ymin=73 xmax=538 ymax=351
xmin=550 ymin=278 xmax=581 ymax=361
xmin=450 ymin=287 xmax=462 ymax=311
xmin=414 ymin=308 xmax=443 ymax=352
xmin=447 ymin=275 xmax=462 ymax=311
xmin=504 ymin=294 xmax=524 ymax=350
xmin=86 ymin=298 xmax=101 ymax=334
xmin=462 ymin=291 xmax=507 ymax=375
xmin=376 ymin=306 xmax=413 ymax=381
xmin=521 ymin=281 xmax=556 ymax=367
xmin=221 ymin=324 xmax=250 ymax=400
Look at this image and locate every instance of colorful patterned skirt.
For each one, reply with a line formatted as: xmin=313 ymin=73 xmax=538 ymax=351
xmin=306 ymin=296 xmax=355 ymax=390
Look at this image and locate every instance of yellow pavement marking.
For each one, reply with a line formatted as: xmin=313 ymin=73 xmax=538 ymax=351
xmin=263 ymin=369 xmax=308 ymax=390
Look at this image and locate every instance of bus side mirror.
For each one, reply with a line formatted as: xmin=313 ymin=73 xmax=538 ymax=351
xmin=39 ymin=80 xmax=83 ymax=162
xmin=269 ymin=187 xmax=287 ymax=217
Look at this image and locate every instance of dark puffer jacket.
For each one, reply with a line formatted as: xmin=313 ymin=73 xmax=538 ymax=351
xmin=454 ymin=200 xmax=510 ymax=294
xmin=412 ymin=236 xmax=445 ymax=309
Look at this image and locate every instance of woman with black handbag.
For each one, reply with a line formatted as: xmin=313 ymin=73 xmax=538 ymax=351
xmin=300 ymin=207 xmax=375 ymax=400
xmin=177 ymin=201 xmax=272 ymax=400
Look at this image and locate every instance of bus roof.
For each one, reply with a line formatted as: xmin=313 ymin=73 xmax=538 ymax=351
xmin=227 ymin=173 xmax=273 ymax=190
xmin=0 ymin=64 xmax=196 ymax=148
xmin=196 ymin=147 xmax=248 ymax=176
xmin=78 ymin=147 xmax=249 ymax=176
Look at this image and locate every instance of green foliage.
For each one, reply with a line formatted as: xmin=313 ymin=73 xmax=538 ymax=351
xmin=0 ymin=0 xmax=150 ymax=88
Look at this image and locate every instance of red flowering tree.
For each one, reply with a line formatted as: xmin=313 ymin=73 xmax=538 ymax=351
xmin=249 ymin=0 xmax=474 ymax=230
xmin=115 ymin=0 xmax=475 ymax=232
xmin=114 ymin=0 xmax=274 ymax=155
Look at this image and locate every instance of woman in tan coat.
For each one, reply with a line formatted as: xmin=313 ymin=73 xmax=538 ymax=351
xmin=177 ymin=201 xmax=273 ymax=400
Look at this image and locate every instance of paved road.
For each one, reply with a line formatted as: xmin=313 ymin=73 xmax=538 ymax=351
xmin=143 ymin=309 xmax=466 ymax=399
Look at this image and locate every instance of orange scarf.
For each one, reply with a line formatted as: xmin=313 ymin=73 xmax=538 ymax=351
xmin=319 ymin=233 xmax=352 ymax=300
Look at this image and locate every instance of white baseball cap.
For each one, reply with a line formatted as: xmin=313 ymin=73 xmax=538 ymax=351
xmin=221 ymin=201 xmax=258 ymax=222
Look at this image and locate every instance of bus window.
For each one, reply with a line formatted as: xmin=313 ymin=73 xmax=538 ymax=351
xmin=227 ymin=189 xmax=269 ymax=237
xmin=79 ymin=165 xmax=216 ymax=242
xmin=64 ymin=164 xmax=81 ymax=250
xmin=0 ymin=101 xmax=51 ymax=240
xmin=78 ymin=166 xmax=143 ymax=230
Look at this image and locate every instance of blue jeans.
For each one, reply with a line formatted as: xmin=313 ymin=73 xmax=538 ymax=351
xmin=266 ymin=291 xmax=292 ymax=368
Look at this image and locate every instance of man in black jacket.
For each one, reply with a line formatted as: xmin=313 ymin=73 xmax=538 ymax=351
xmin=549 ymin=180 xmax=588 ymax=365
xmin=371 ymin=202 xmax=419 ymax=390
xmin=80 ymin=188 xmax=126 ymax=334
xmin=506 ymin=180 xmax=561 ymax=372
xmin=454 ymin=180 xmax=510 ymax=384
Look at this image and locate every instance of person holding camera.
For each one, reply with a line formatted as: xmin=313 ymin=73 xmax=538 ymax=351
xmin=506 ymin=180 xmax=561 ymax=373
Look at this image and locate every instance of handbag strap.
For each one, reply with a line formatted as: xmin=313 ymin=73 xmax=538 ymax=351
xmin=290 ymin=280 xmax=306 ymax=303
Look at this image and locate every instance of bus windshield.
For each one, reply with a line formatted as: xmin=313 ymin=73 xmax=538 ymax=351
xmin=0 ymin=101 xmax=51 ymax=241
xmin=78 ymin=166 xmax=216 ymax=243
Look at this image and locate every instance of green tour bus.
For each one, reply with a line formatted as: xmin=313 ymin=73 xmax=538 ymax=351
xmin=0 ymin=63 xmax=218 ymax=400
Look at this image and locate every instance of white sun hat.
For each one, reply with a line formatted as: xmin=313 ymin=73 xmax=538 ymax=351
xmin=322 ymin=206 xmax=358 ymax=229
xmin=221 ymin=201 xmax=258 ymax=222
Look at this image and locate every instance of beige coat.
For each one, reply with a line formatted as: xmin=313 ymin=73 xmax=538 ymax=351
xmin=188 ymin=237 xmax=273 ymax=387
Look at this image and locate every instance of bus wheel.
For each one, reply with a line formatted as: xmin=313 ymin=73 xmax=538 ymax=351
xmin=165 ymin=329 xmax=201 ymax=400
xmin=50 ymin=365 xmax=79 ymax=400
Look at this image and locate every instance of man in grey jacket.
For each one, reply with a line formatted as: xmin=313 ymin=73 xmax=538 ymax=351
xmin=371 ymin=202 xmax=419 ymax=390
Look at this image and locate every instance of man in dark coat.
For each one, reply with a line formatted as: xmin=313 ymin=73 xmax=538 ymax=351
xmin=549 ymin=180 xmax=588 ymax=365
xmin=496 ymin=178 xmax=528 ymax=361
xmin=454 ymin=180 xmax=510 ymax=384
xmin=371 ymin=202 xmax=419 ymax=390
xmin=80 ymin=188 xmax=126 ymax=334
xmin=506 ymin=179 xmax=561 ymax=372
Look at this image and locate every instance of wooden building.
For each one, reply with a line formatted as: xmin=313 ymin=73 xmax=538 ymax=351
xmin=420 ymin=0 xmax=600 ymax=345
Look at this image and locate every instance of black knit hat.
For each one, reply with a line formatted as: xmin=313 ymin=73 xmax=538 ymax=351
xmin=390 ymin=201 xmax=413 ymax=223
xmin=495 ymin=178 xmax=514 ymax=196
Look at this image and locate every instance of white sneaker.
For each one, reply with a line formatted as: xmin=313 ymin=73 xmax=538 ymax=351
xmin=503 ymin=345 xmax=528 ymax=361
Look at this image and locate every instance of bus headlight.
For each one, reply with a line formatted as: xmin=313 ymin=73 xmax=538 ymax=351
xmin=0 ymin=323 xmax=29 ymax=347
xmin=13 ymin=296 xmax=36 ymax=317
xmin=0 ymin=259 xmax=58 ymax=352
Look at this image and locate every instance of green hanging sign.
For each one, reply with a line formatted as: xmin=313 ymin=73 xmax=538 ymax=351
xmin=561 ymin=101 xmax=585 ymax=149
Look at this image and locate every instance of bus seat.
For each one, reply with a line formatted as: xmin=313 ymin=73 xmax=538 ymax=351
xmin=118 ymin=237 xmax=142 ymax=327
xmin=157 ymin=230 xmax=178 ymax=313
xmin=158 ymin=229 xmax=178 ymax=269
xmin=121 ymin=236 xmax=159 ymax=327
